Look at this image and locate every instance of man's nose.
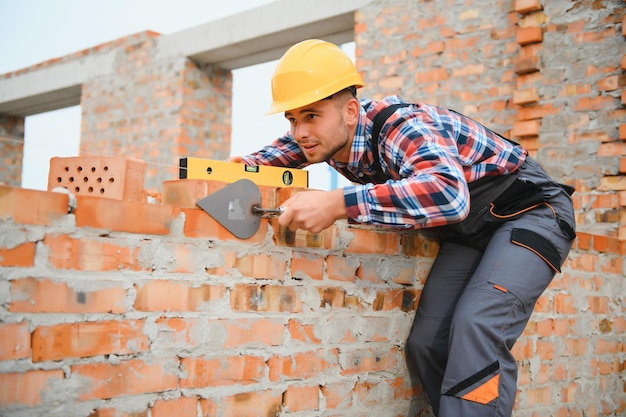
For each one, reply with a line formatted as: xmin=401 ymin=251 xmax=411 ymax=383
xmin=293 ymin=124 xmax=309 ymax=141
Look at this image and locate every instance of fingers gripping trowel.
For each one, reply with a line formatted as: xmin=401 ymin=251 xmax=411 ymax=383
xmin=195 ymin=179 xmax=284 ymax=239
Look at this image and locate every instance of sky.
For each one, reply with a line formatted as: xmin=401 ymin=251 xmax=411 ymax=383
xmin=0 ymin=0 xmax=351 ymax=191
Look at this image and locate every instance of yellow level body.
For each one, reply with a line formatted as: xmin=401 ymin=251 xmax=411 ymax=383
xmin=179 ymin=157 xmax=308 ymax=188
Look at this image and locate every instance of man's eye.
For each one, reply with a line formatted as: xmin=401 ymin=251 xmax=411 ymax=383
xmin=307 ymin=114 xmax=317 ymax=120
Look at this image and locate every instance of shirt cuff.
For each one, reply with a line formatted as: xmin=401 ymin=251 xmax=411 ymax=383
xmin=343 ymin=184 xmax=371 ymax=224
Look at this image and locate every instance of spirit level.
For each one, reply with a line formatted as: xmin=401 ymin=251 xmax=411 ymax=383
xmin=179 ymin=157 xmax=308 ymax=188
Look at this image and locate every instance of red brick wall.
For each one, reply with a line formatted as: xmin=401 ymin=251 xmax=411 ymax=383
xmin=0 ymin=180 xmax=434 ymax=415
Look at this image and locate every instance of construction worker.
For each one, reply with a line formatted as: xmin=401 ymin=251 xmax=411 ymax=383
xmin=231 ymin=39 xmax=576 ymax=417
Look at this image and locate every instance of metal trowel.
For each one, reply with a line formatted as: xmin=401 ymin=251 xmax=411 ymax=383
xmin=195 ymin=179 xmax=284 ymax=239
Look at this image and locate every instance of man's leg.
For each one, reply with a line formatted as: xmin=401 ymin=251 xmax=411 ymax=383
xmin=405 ymin=241 xmax=483 ymax=415
xmin=438 ymin=200 xmax=575 ymax=417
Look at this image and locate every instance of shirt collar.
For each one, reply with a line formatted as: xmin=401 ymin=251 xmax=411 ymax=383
xmin=329 ymin=103 xmax=369 ymax=171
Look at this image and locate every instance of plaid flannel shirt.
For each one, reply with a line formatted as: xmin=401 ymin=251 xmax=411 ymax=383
xmin=240 ymin=96 xmax=526 ymax=229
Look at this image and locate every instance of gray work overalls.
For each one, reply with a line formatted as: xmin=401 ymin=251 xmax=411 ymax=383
xmin=405 ymin=156 xmax=576 ymax=417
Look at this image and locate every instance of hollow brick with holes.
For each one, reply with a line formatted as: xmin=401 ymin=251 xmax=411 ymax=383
xmin=48 ymin=156 xmax=146 ymax=202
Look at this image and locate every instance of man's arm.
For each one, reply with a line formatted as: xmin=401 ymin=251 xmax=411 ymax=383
xmin=231 ymin=133 xmax=309 ymax=168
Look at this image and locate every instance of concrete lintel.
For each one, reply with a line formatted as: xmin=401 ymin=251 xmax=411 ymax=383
xmin=158 ymin=0 xmax=371 ymax=69
xmin=0 ymin=51 xmax=117 ymax=116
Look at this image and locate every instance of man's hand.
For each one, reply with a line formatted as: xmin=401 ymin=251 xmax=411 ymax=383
xmin=278 ymin=189 xmax=347 ymax=233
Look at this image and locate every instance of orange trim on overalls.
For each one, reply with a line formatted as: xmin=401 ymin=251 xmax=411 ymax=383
xmin=461 ymin=374 xmax=500 ymax=404
xmin=489 ymin=201 xmax=556 ymax=220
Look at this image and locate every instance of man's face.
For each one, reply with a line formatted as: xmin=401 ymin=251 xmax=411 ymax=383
xmin=284 ymin=96 xmax=355 ymax=163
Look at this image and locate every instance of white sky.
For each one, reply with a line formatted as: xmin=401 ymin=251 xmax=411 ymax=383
xmin=0 ymin=0 xmax=351 ymax=191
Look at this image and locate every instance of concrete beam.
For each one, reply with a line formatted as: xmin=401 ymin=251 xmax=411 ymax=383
xmin=0 ymin=0 xmax=370 ymax=117
xmin=0 ymin=52 xmax=117 ymax=116
xmin=157 ymin=0 xmax=371 ymax=69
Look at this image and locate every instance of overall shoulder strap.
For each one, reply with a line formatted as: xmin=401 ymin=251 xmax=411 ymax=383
xmin=369 ymin=103 xmax=411 ymax=181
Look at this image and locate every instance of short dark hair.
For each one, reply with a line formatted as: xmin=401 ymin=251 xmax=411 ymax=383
xmin=323 ymin=86 xmax=357 ymax=101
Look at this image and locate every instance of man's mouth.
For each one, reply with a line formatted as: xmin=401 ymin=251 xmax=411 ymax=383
xmin=301 ymin=143 xmax=318 ymax=153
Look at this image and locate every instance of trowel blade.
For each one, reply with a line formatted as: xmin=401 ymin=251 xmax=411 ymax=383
xmin=196 ymin=179 xmax=262 ymax=239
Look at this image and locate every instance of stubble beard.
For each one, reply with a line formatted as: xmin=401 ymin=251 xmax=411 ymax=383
xmin=304 ymin=123 xmax=351 ymax=164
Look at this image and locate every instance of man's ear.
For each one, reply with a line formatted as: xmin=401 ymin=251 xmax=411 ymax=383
xmin=345 ymin=97 xmax=360 ymax=126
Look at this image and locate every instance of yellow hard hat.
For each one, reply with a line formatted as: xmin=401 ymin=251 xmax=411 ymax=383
xmin=267 ymin=39 xmax=365 ymax=114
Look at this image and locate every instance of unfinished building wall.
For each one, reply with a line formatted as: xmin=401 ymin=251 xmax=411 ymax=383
xmin=356 ymin=0 xmax=625 ymax=415
xmin=79 ymin=31 xmax=233 ymax=191
xmin=0 ymin=0 xmax=625 ymax=416
xmin=0 ymin=115 xmax=25 ymax=187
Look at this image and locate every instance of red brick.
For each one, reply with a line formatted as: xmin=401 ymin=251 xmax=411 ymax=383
xmin=75 ymin=195 xmax=178 ymax=235
xmin=400 ymin=233 xmax=439 ymax=257
xmin=288 ymin=319 xmax=322 ymax=345
xmin=284 ymin=384 xmax=319 ymax=412
xmin=71 ymin=358 xmax=178 ymax=400
xmin=151 ymin=396 xmax=198 ymax=417
xmin=290 ymin=251 xmax=324 ymax=280
xmin=525 ymin=386 xmax=553 ymax=406
xmin=180 ymin=355 xmax=266 ymax=388
xmin=513 ymin=120 xmax=541 ymax=137
xmin=354 ymin=378 xmax=402 ymax=405
xmin=319 ymin=287 xmax=347 ymax=309
xmin=88 ymin=408 xmax=148 ymax=417
xmin=554 ymin=293 xmax=578 ymax=314
xmin=10 ymin=278 xmax=126 ymax=313
xmin=452 ymin=63 xmax=485 ymax=78
xmin=0 ymin=186 xmax=68 ymax=225
xmin=515 ymin=0 xmax=543 ymax=14
xmin=373 ymin=288 xmax=420 ymax=312
xmin=339 ymin=347 xmax=400 ymax=375
xmin=597 ymin=74 xmax=626 ymax=91
xmin=271 ymin=223 xmax=329 ymax=248
xmin=32 ymin=320 xmax=149 ymax=362
xmin=414 ymin=67 xmax=449 ymax=84
xmin=45 ymin=234 xmax=145 ymax=271
xmin=513 ymin=88 xmax=539 ymax=105
xmin=235 ymin=252 xmax=287 ymax=279
xmin=268 ymin=350 xmax=336 ymax=382
xmin=134 ymin=280 xmax=225 ymax=311
xmin=0 ymin=242 xmax=35 ymax=267
xmin=220 ymin=391 xmax=282 ymax=417
xmin=321 ymin=382 xmax=354 ymax=409
xmin=619 ymin=124 xmax=626 ymax=140
xmin=411 ymin=40 xmax=445 ymax=57
xmin=230 ymin=284 xmax=301 ymax=313
xmin=514 ymin=55 xmax=539 ymax=75
xmin=326 ymin=255 xmax=358 ymax=282
xmin=516 ymin=26 xmax=543 ymax=45
xmin=0 ymin=369 xmax=64 ymax=406
xmin=0 ymin=322 xmax=31 ymax=360
xmin=599 ymin=254 xmax=623 ymax=274
xmin=199 ymin=398 xmax=218 ymax=417
xmin=598 ymin=142 xmax=626 ymax=157
xmin=156 ymin=317 xmax=285 ymax=349
xmin=575 ymin=96 xmax=618 ymax=112
xmin=344 ymin=228 xmax=400 ymax=255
